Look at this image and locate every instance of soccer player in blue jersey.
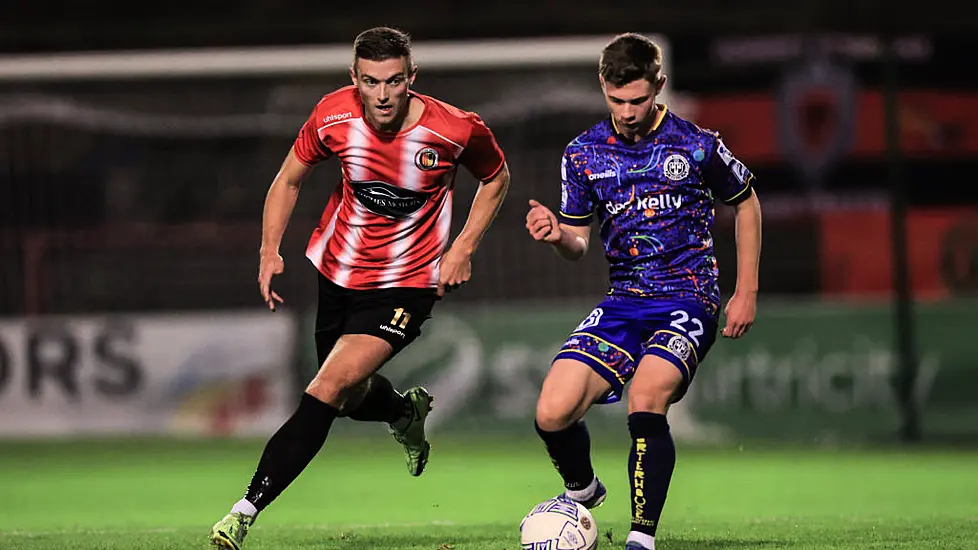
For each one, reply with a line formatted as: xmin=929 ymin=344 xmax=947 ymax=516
xmin=525 ymin=33 xmax=762 ymax=550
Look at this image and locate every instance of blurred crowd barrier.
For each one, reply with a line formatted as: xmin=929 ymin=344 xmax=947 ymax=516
xmin=2 ymin=299 xmax=974 ymax=443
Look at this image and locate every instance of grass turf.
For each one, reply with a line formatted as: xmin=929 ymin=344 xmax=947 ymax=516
xmin=1 ymin=435 xmax=976 ymax=549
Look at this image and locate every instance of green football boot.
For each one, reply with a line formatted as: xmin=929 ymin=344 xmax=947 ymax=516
xmin=388 ymin=386 xmax=434 ymax=476
xmin=208 ymin=512 xmax=252 ymax=550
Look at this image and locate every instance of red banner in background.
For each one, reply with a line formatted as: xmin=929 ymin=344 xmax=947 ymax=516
xmin=819 ymin=208 xmax=978 ymax=299
xmin=690 ymin=91 xmax=978 ymax=164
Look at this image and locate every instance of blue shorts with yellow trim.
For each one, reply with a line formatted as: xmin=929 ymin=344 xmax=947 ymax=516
xmin=554 ymin=296 xmax=718 ymax=404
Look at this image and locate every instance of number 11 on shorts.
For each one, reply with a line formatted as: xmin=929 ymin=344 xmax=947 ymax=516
xmin=391 ymin=308 xmax=411 ymax=329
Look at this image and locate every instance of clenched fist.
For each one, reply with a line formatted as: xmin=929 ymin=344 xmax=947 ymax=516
xmin=526 ymin=199 xmax=561 ymax=244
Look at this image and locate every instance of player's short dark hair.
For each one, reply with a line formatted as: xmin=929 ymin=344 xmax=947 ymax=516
xmin=353 ymin=27 xmax=412 ymax=68
xmin=599 ymin=33 xmax=663 ymax=87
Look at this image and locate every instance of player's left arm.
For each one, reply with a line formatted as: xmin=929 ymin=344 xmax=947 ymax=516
xmin=726 ymin=192 xmax=761 ymax=338
xmin=438 ymin=115 xmax=510 ymax=297
xmin=704 ymin=138 xmax=762 ymax=339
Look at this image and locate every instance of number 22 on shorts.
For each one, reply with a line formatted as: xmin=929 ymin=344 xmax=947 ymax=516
xmin=391 ymin=308 xmax=412 ymax=329
xmin=669 ymin=310 xmax=704 ymax=346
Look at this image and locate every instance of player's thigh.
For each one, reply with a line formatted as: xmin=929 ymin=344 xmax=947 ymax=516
xmin=632 ymin=302 xmax=718 ymax=412
xmin=308 ymin=288 xmax=436 ymax=408
xmin=539 ymin=299 xmax=642 ymax=430
xmin=628 ymin=354 xmax=686 ymax=414
xmin=314 ymin=272 xmax=349 ymax=367
xmin=343 ymin=286 xmax=438 ymax=357
xmin=536 ymin=358 xmax=612 ymax=431
xmin=306 ymin=334 xmax=394 ymax=407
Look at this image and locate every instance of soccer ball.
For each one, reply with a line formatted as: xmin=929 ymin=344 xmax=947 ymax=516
xmin=519 ymin=498 xmax=598 ymax=550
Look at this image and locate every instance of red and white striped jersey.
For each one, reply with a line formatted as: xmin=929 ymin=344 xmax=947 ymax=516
xmin=293 ymin=86 xmax=505 ymax=290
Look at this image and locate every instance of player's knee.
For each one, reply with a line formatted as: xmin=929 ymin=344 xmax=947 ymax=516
xmin=628 ymin=378 xmax=680 ymax=414
xmin=305 ymin=378 xmax=341 ymax=408
xmin=535 ymin=396 xmax=579 ymax=432
xmin=305 ymin=370 xmax=364 ymax=410
xmin=628 ymin=391 xmax=671 ymax=414
xmin=630 ymin=355 xmax=687 ymax=413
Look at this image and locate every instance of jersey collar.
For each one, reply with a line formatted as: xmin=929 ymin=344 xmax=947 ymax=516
xmin=610 ymin=103 xmax=668 ymax=144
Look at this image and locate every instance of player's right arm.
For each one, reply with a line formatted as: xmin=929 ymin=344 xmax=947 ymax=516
xmin=526 ymin=147 xmax=594 ymax=261
xmin=258 ymin=147 xmax=314 ymax=310
xmin=259 ymin=98 xmax=333 ymax=310
xmin=526 ymin=200 xmax=591 ymax=261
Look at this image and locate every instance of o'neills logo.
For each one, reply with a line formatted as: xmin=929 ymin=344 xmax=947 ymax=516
xmin=351 ymin=180 xmax=431 ymax=219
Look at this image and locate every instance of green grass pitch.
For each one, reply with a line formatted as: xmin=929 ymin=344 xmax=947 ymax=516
xmin=1 ymin=434 xmax=976 ymax=549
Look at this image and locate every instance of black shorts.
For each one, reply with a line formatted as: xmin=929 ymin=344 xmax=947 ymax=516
xmin=314 ymin=272 xmax=438 ymax=366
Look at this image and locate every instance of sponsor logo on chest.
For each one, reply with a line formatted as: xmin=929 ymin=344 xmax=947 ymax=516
xmin=350 ymin=180 xmax=432 ymax=219
xmin=605 ymin=193 xmax=683 ymax=215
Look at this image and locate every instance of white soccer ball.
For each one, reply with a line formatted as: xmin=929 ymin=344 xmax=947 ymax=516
xmin=519 ymin=498 xmax=598 ymax=550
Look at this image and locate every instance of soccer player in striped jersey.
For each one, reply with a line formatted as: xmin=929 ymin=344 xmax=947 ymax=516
xmin=210 ymin=26 xmax=510 ymax=549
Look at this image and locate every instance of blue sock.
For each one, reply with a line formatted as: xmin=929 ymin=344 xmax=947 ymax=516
xmin=535 ymin=420 xmax=596 ymax=491
xmin=628 ymin=412 xmax=674 ymax=537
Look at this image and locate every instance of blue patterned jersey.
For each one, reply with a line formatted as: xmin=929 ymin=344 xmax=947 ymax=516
xmin=558 ymin=107 xmax=755 ymax=317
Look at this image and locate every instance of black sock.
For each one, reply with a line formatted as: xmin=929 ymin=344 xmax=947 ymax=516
xmin=346 ymin=375 xmax=409 ymax=423
xmin=628 ymin=412 xmax=674 ymax=537
xmin=244 ymin=393 xmax=339 ymax=512
xmin=535 ymin=420 xmax=596 ymax=491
